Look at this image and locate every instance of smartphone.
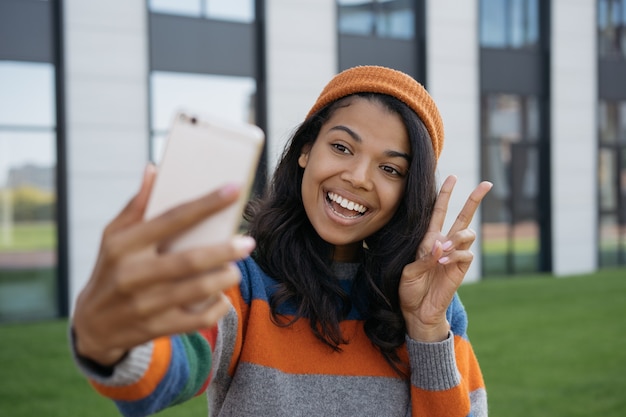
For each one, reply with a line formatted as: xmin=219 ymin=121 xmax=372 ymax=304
xmin=144 ymin=111 xmax=265 ymax=253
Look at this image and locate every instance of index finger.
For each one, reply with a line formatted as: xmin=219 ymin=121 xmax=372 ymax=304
xmin=112 ymin=183 xmax=242 ymax=255
xmin=428 ymin=175 xmax=458 ymax=233
xmin=446 ymin=181 xmax=493 ymax=236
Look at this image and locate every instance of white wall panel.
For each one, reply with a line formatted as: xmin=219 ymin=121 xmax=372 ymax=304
xmin=64 ymin=1 xmax=146 ymax=30
xmin=64 ymin=0 xmax=149 ymax=310
xmin=65 ymin=29 xmax=147 ymax=78
xmin=265 ymin=0 xmax=337 ymax=173
xmin=65 ymin=79 xmax=146 ymax=128
xmin=427 ymin=0 xmax=482 ymax=282
xmin=551 ymin=0 xmax=597 ymax=276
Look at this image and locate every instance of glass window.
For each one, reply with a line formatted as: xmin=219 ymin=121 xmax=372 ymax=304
xmin=598 ymin=100 xmax=626 ymax=268
xmin=480 ymin=0 xmax=507 ymax=47
xmin=599 ymin=101 xmax=619 ymax=144
xmin=149 ymin=0 xmax=202 ymax=17
xmin=481 ymin=93 xmax=541 ymax=275
xmin=512 ymin=218 xmax=539 ymax=273
xmin=480 ymin=0 xmax=539 ymax=49
xmin=525 ymin=0 xmax=539 ymax=46
xmin=338 ymin=0 xmax=414 ymax=39
xmin=149 ymin=0 xmax=254 ymax=22
xmin=338 ymin=0 xmax=375 ymax=36
xmin=599 ymin=0 xmax=626 ymax=58
xmin=0 ymin=62 xmax=55 ymax=127
xmin=150 ymin=71 xmax=256 ymax=162
xmin=375 ymin=0 xmax=414 ymax=39
xmin=599 ymin=149 xmax=617 ymax=212
xmin=0 ymin=61 xmax=57 ymax=322
xmin=526 ymin=96 xmax=540 ymax=141
xmin=486 ymin=94 xmax=523 ymax=142
xmin=621 ymin=149 xmax=626 ymax=219
xmin=622 ymin=0 xmax=626 ymax=57
xmin=510 ymin=0 xmax=525 ymax=47
xmin=205 ymin=0 xmax=254 ymax=23
xmin=600 ymin=214 xmax=620 ymax=266
xmin=510 ymin=0 xmax=539 ymax=47
xmin=617 ymin=101 xmax=626 ymax=143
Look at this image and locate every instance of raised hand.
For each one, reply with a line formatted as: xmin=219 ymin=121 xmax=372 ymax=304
xmin=399 ymin=175 xmax=492 ymax=342
xmin=72 ymin=165 xmax=255 ymax=366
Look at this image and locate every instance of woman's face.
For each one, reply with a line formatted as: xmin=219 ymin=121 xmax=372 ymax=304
xmin=298 ymin=97 xmax=410 ymax=262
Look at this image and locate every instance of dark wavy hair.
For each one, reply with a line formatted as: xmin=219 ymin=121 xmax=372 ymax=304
xmin=245 ymin=93 xmax=437 ymax=374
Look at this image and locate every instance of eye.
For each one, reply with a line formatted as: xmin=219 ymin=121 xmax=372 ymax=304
xmin=380 ymin=165 xmax=405 ymax=177
xmin=331 ymin=143 xmax=351 ymax=154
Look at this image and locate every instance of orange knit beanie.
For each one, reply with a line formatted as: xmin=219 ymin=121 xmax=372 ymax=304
xmin=306 ymin=65 xmax=444 ymax=160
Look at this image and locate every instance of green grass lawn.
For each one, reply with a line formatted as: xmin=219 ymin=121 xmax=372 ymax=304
xmin=457 ymin=268 xmax=626 ymax=416
xmin=0 ymin=222 xmax=56 ymax=251
xmin=0 ymin=269 xmax=625 ymax=416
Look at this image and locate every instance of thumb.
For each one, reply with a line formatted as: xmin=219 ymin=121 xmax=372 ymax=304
xmin=105 ymin=164 xmax=157 ymax=236
xmin=402 ymin=240 xmax=444 ymax=284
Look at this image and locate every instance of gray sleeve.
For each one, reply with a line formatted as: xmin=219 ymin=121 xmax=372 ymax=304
xmin=405 ymin=331 xmax=461 ymax=391
xmin=68 ymin=326 xmax=153 ymax=387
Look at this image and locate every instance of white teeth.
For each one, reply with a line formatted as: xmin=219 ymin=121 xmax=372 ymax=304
xmin=327 ymin=192 xmax=367 ymax=214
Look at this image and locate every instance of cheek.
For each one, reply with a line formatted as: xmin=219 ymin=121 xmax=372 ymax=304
xmin=381 ymin=183 xmax=406 ymax=216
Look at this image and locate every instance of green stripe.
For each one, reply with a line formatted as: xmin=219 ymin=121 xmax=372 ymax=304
xmin=171 ymin=332 xmax=213 ymax=405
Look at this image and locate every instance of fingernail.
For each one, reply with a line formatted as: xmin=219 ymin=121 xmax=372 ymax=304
xmin=432 ymin=240 xmax=441 ymax=255
xmin=438 ymin=256 xmax=449 ymax=264
xmin=219 ymin=183 xmax=241 ymax=198
xmin=145 ymin=162 xmax=156 ymax=174
xmin=442 ymin=240 xmax=453 ymax=251
xmin=143 ymin=163 xmax=156 ymax=181
xmin=233 ymin=235 xmax=256 ymax=254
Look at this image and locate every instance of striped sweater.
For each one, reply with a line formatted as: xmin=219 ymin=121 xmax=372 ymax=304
xmin=76 ymin=257 xmax=487 ymax=416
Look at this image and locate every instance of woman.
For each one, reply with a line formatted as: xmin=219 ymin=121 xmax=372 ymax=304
xmin=71 ymin=66 xmax=492 ymax=416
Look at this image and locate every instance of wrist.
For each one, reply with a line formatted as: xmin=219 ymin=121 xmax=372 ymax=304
xmin=72 ymin=326 xmax=127 ymax=367
xmin=405 ymin=319 xmax=450 ymax=343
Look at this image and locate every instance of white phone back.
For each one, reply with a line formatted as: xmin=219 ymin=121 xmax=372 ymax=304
xmin=144 ymin=111 xmax=264 ymax=252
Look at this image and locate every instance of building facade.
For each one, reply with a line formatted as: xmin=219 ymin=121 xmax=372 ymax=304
xmin=0 ymin=0 xmax=624 ymax=321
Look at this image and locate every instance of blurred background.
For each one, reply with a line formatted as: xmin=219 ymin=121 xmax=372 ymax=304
xmin=0 ymin=0 xmax=625 ymax=416
xmin=2 ymin=0 xmax=625 ymax=322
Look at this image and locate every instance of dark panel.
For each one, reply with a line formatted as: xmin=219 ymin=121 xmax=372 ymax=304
xmin=53 ymin=0 xmax=68 ymax=317
xmin=0 ymin=0 xmax=52 ymax=62
xmin=149 ymin=13 xmax=255 ymax=77
xmin=338 ymin=35 xmax=417 ymax=79
xmin=252 ymin=0 xmax=267 ymax=196
xmin=599 ymin=60 xmax=626 ymax=99
xmin=480 ymin=49 xmax=543 ymax=95
xmin=537 ymin=0 xmax=552 ymax=273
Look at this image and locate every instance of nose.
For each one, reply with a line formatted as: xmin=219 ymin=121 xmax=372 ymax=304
xmin=341 ymin=158 xmax=374 ymax=190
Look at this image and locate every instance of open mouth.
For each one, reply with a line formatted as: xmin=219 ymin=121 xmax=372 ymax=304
xmin=326 ymin=192 xmax=368 ymax=219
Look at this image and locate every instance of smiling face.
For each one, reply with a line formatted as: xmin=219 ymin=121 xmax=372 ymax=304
xmin=298 ymin=96 xmax=411 ymax=262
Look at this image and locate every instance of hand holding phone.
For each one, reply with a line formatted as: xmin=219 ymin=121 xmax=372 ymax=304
xmin=144 ymin=111 xmax=265 ymax=252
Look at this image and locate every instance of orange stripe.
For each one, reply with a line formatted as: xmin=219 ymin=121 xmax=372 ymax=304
xmin=239 ymin=299 xmax=403 ymax=378
xmin=224 ymin=287 xmax=248 ymax=377
xmin=411 ymin=385 xmax=471 ymax=416
xmin=90 ymin=337 xmax=172 ymax=401
xmin=454 ymin=335 xmax=485 ymax=391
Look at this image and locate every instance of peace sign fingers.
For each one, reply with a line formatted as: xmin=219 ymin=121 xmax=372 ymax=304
xmin=428 ymin=175 xmax=458 ymax=234
xmin=446 ymin=180 xmax=493 ymax=240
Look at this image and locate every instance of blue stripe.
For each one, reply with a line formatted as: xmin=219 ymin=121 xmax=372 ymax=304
xmin=238 ymin=257 xmax=468 ymax=328
xmin=114 ymin=336 xmax=190 ymax=417
xmin=447 ymin=293 xmax=469 ymax=341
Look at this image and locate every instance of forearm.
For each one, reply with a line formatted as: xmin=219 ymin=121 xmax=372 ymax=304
xmin=407 ymin=332 xmax=487 ymax=417
xmin=69 ymin=328 xmax=216 ymax=417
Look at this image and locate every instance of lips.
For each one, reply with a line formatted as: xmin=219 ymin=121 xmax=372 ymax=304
xmin=326 ymin=191 xmax=368 ymax=218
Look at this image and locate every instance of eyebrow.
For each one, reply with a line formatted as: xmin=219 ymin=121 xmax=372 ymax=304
xmin=329 ymin=125 xmax=411 ymax=162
